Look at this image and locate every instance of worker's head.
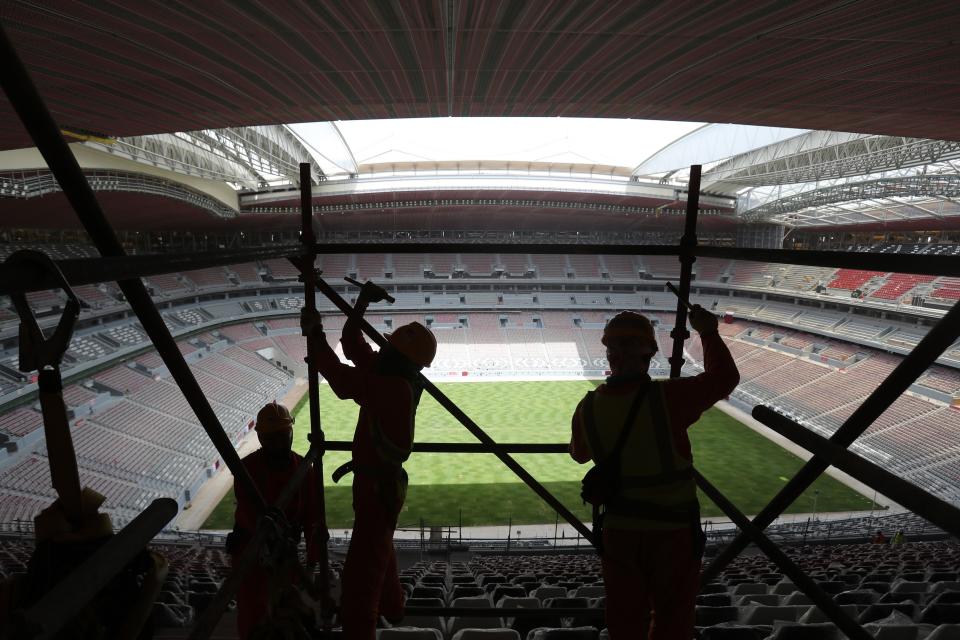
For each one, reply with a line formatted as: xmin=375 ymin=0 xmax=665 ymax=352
xmin=383 ymin=321 xmax=437 ymax=370
xmin=602 ymin=311 xmax=658 ymax=376
xmin=254 ymin=401 xmax=293 ymax=457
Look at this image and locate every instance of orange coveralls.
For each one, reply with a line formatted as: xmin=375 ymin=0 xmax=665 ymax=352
xmin=312 ymin=321 xmax=416 ymax=640
xmin=232 ymin=449 xmax=321 ymax=640
xmin=570 ymin=330 xmax=739 ymax=639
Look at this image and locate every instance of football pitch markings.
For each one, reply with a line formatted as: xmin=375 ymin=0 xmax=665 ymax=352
xmin=203 ymin=380 xmax=879 ymax=529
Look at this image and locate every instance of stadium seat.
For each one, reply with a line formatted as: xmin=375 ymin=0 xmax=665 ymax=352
xmin=920 ymin=605 xmax=960 ymax=625
xmin=448 ymin=596 xmax=505 ymax=635
xmin=531 ymin=586 xmax=567 ymax=602
xmin=492 ymin=586 xmax=528 ymax=603
xmin=695 ymin=606 xmax=739 ymax=626
xmin=697 ymin=593 xmax=733 ymax=607
xmin=782 ymin=593 xmax=813 ymax=606
xmin=735 ymin=594 xmax=781 ymax=606
xmin=573 ymin=586 xmax=603 ymax=599
xmin=413 ymin=587 xmax=447 ymax=600
xmin=933 ymin=593 xmax=960 ymax=606
xmin=934 ymin=583 xmax=960 ymax=595
xmin=798 ymin=604 xmax=860 ymax=624
xmin=702 ymin=583 xmax=730 ymax=594
xmin=378 ymin=629 xmax=443 ymax=640
xmin=732 ymin=583 xmax=769 ymax=596
xmin=740 ymin=605 xmax=808 ymax=625
xmin=451 ymin=586 xmax=486 ymax=601
xmin=928 ymin=625 xmax=960 ymax=639
xmin=772 ymin=582 xmax=798 ymax=596
xmin=698 ymin=626 xmax=769 ymax=640
xmin=525 ymin=627 xmax=598 ymax=640
xmin=859 ymin=603 xmax=919 ymax=623
xmin=834 ymin=590 xmax=879 ymax=606
xmin=765 ymin=622 xmax=841 ymax=639
xmin=451 ymin=630 xmax=520 ymax=640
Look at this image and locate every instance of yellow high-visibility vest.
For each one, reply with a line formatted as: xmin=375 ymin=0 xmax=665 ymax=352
xmin=582 ymin=383 xmax=699 ymax=530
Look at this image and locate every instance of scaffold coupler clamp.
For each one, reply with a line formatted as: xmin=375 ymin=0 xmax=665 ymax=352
xmin=296 ymin=265 xmax=322 ymax=284
xmin=6 ymin=250 xmax=80 ymax=378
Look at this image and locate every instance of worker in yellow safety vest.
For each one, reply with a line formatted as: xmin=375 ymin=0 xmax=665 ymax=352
xmin=570 ymin=307 xmax=739 ymax=640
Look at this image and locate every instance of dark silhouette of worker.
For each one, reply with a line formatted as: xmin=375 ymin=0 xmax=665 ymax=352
xmin=228 ymin=401 xmax=322 ymax=640
xmin=302 ymin=283 xmax=437 ymax=640
xmin=570 ymin=307 xmax=739 ymax=639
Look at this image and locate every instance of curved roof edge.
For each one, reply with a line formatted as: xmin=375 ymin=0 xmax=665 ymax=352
xmin=632 ymin=124 xmax=808 ymax=177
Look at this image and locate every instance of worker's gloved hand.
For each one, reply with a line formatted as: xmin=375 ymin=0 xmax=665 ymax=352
xmin=357 ymin=281 xmax=390 ymax=304
xmin=300 ymin=308 xmax=323 ymax=339
xmin=689 ymin=304 xmax=719 ymax=335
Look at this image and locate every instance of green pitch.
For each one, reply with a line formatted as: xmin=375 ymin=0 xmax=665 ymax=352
xmin=202 ymin=380 xmax=880 ymax=529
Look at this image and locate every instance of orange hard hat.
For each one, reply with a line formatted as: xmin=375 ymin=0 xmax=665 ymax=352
xmin=602 ymin=311 xmax=658 ymax=354
xmin=255 ymin=401 xmax=293 ymax=434
xmin=386 ymin=321 xmax=437 ymax=368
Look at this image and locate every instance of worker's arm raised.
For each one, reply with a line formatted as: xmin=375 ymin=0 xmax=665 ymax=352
xmin=662 ymin=306 xmax=740 ymax=431
xmin=342 ymin=283 xmax=388 ymax=367
xmin=301 ymin=308 xmax=372 ymax=404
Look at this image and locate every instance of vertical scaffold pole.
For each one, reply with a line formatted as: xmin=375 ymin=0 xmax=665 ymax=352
xmin=669 ymin=165 xmax=701 ymax=378
xmin=299 ymin=164 xmax=332 ymax=615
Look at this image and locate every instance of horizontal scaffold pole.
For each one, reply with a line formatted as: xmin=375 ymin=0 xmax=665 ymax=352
xmin=2 ymin=238 xmax=958 ymax=297
xmin=308 ymin=242 xmax=960 ymax=278
xmin=752 ymin=405 xmax=960 ymax=539
xmin=0 ymin=245 xmax=302 ymax=296
xmin=321 ymin=441 xmax=569 ymax=453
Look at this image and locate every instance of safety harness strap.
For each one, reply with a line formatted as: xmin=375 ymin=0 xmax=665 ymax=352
xmin=649 ymin=385 xmax=676 ymax=473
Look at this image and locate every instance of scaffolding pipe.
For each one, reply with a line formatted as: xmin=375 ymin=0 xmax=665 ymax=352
xmin=694 ymin=471 xmax=873 ymax=640
xmin=309 ymin=276 xmax=597 ymax=545
xmin=669 ymin=164 xmax=700 ymax=378
xmin=0 ymin=23 xmax=266 ymax=513
xmin=298 ymin=161 xmax=332 ymax=616
xmin=752 ymin=405 xmax=960 ymax=538
xmin=0 ymin=245 xmax=301 ymax=296
xmin=3 ymin=240 xmax=960 ymax=296
xmin=321 ymin=441 xmax=569 ymax=453
xmin=16 ymin=498 xmax=178 ymax=640
xmin=702 ymin=297 xmax=960 ymax=584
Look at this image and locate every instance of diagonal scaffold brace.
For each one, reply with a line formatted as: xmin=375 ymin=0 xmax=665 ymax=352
xmin=701 ymin=295 xmax=960 ymax=585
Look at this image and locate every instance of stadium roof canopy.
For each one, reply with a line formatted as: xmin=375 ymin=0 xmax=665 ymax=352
xmin=2 ymin=1 xmax=960 ymax=149
xmin=3 ymin=1 xmax=960 ymax=233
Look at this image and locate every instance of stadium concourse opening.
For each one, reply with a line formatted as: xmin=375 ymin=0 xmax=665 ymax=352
xmin=4 ymin=4 xmax=960 ymax=639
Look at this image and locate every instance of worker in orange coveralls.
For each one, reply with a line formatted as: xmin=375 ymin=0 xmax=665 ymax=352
xmin=301 ymin=282 xmax=437 ymax=640
xmin=570 ymin=307 xmax=739 ymax=640
xmin=228 ymin=401 xmax=323 ymax=640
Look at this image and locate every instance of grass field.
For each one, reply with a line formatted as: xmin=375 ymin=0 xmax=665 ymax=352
xmin=203 ymin=380 xmax=880 ymax=529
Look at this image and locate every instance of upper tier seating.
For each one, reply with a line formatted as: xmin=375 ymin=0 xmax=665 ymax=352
xmin=828 ymin=269 xmax=886 ymax=291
